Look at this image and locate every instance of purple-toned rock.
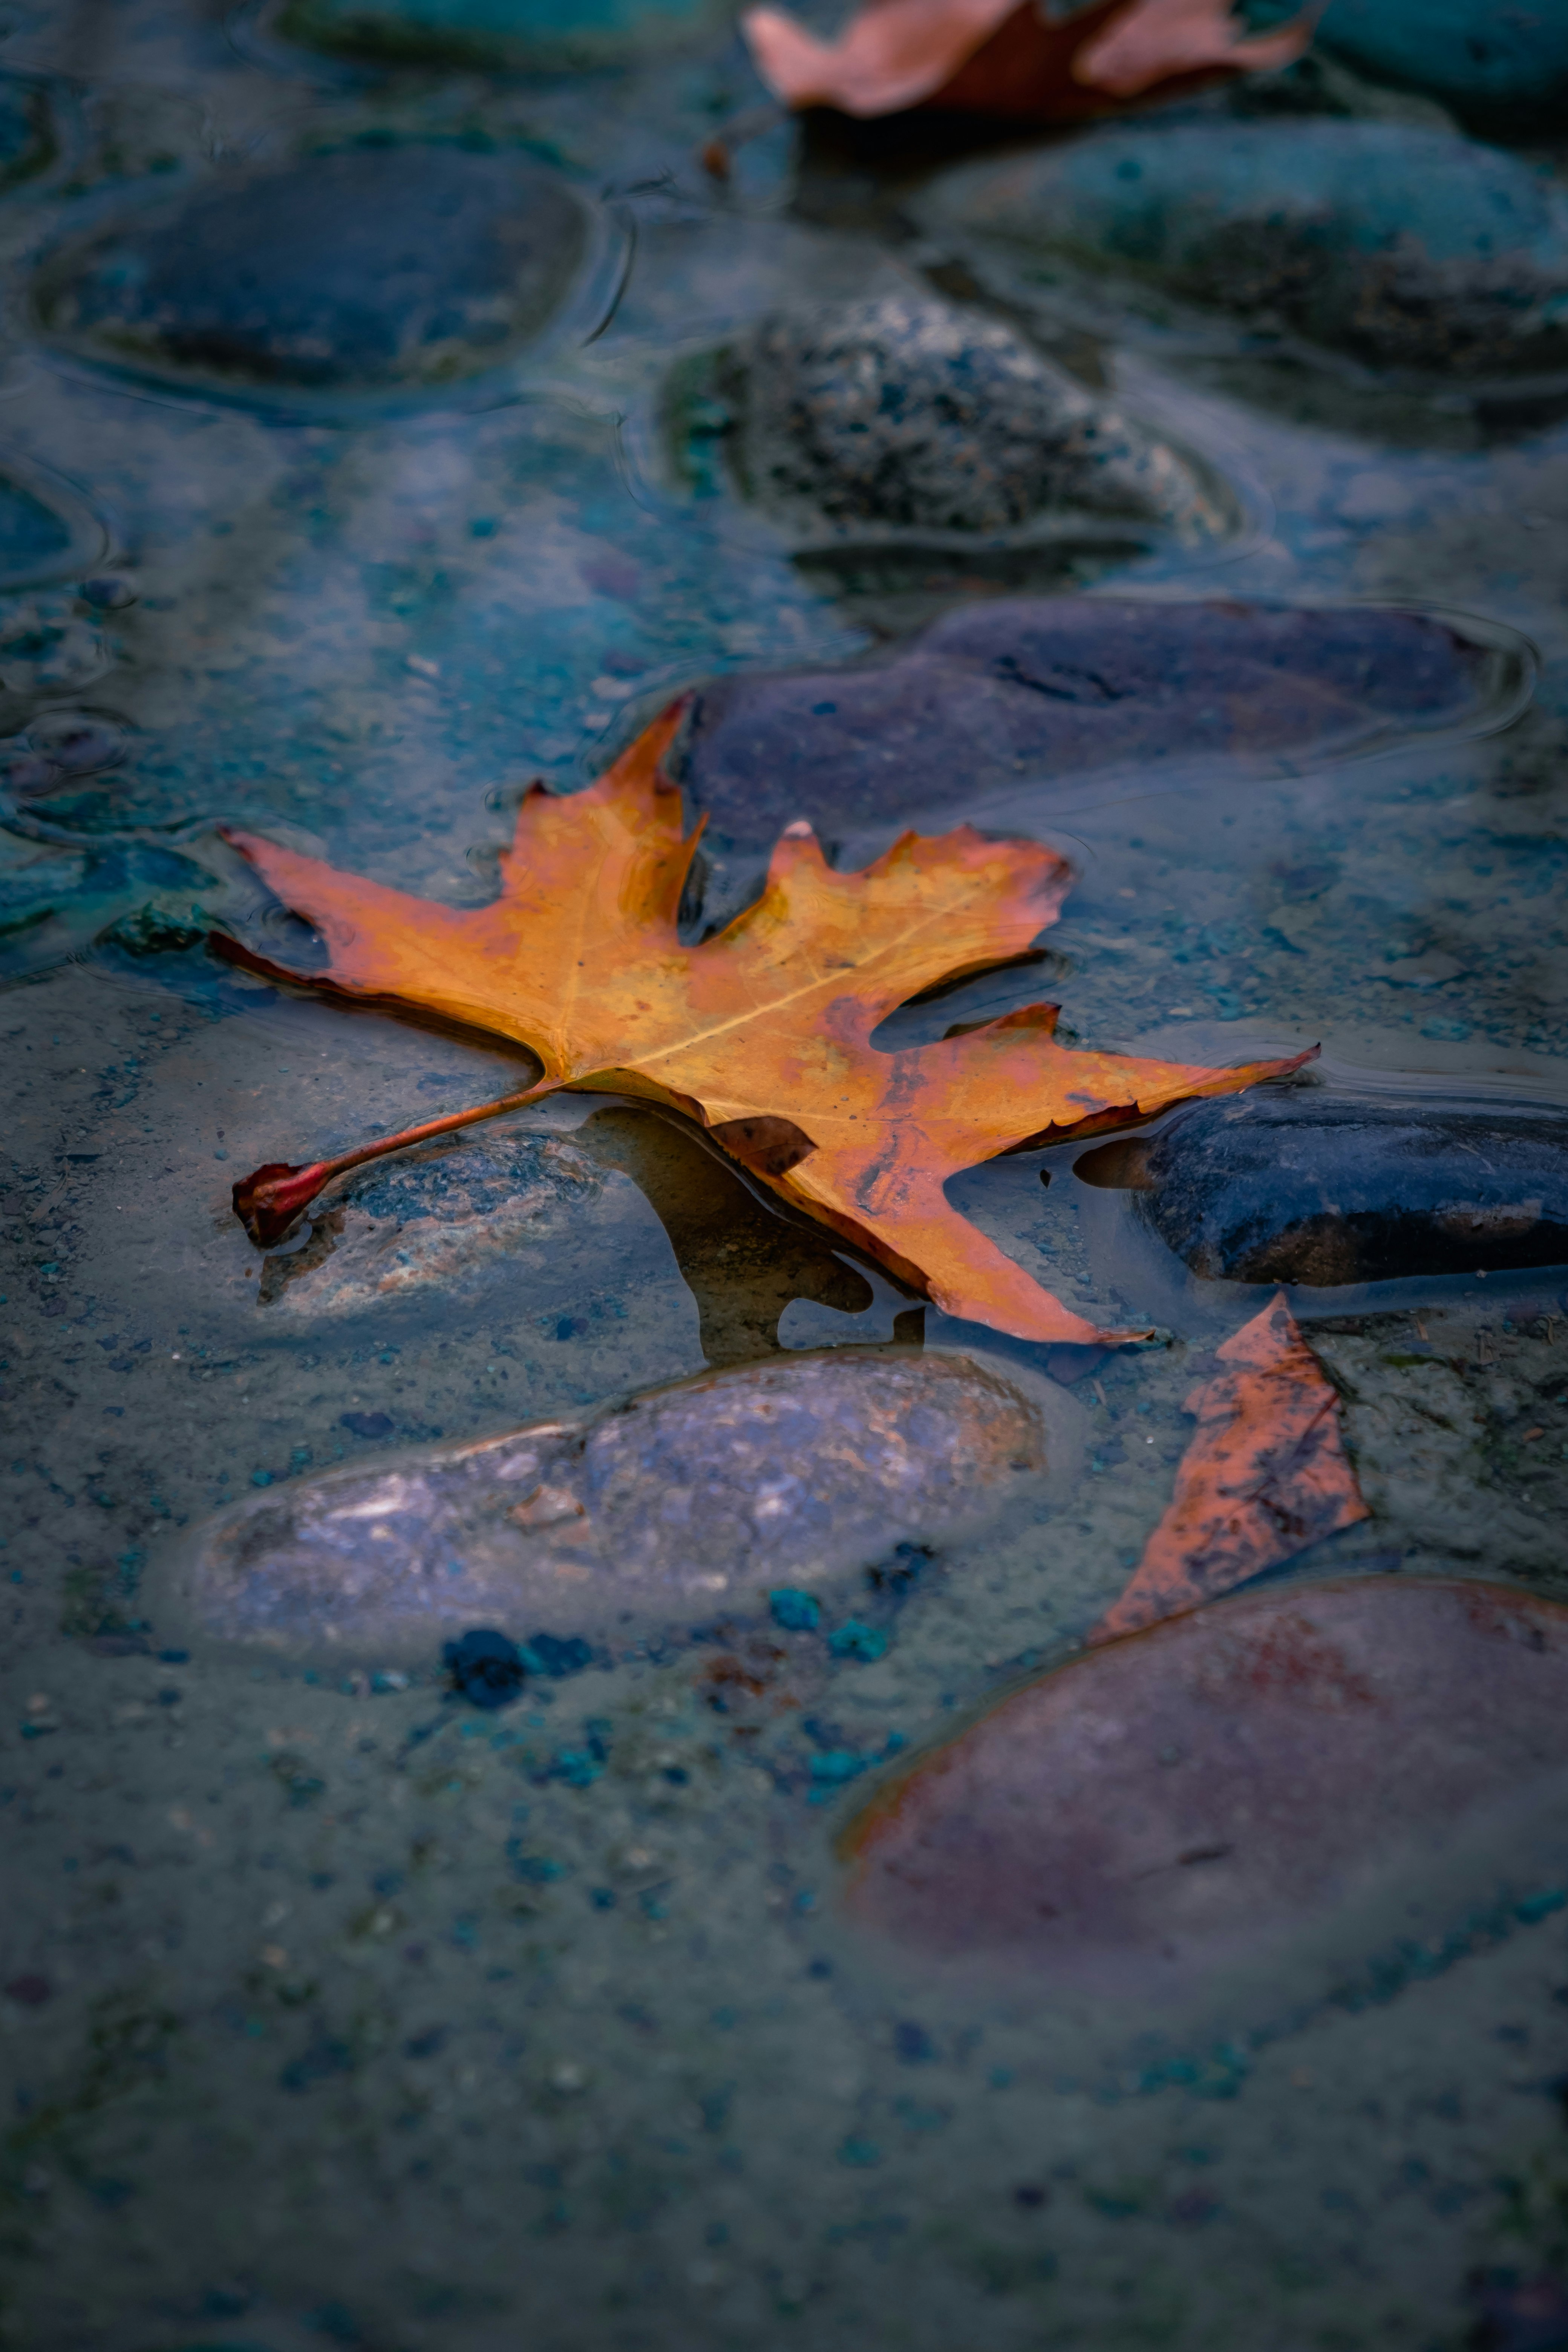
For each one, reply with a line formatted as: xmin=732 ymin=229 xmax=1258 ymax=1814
xmin=674 ymin=597 xmax=1515 ymax=854
xmin=844 ymin=1577 xmax=1568 ymax=1995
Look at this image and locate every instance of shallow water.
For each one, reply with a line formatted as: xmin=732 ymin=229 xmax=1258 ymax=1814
xmin=4 ymin=7 xmax=1568 ymax=2350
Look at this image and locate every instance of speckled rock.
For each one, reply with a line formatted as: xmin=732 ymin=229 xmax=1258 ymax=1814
xmin=33 ymin=144 xmax=599 ymax=404
xmin=260 ymin=1130 xmax=607 ymax=1316
xmin=1074 ymin=1092 xmax=1568 ymax=1286
xmin=725 ymin=293 xmax=1228 ymax=542
xmin=844 ymin=1577 xmax=1568 ymax=1992
xmin=675 ymin=596 xmax=1509 ymax=852
xmin=919 ymin=122 xmax=1568 ymax=377
xmin=170 ymin=1347 xmax=1072 ymax=1656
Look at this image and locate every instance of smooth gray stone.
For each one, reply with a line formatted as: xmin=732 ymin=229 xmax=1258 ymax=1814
xmin=726 ymin=293 xmax=1228 ymax=542
xmin=168 ymin=1347 xmax=1076 ymax=1658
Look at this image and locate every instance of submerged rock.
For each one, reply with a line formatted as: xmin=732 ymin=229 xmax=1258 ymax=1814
xmin=919 ymin=121 xmax=1568 ymax=377
xmin=1075 ymin=1092 xmax=1568 ymax=1287
xmin=171 ymin=1348 xmax=1070 ymax=1657
xmin=674 ymin=596 xmax=1507 ymax=851
xmin=277 ymin=0 xmax=730 ymax=70
xmin=725 ymin=292 xmax=1227 ymax=542
xmin=258 ymin=1108 xmax=876 ymax=1358
xmin=34 ymin=145 xmax=598 ymax=404
xmin=574 ymin=1107 xmax=876 ymax=1365
xmin=843 ymin=1577 xmax=1568 ymax=1991
xmin=260 ymin=1129 xmax=607 ymax=1316
xmin=1318 ymin=0 xmax=1568 ymax=127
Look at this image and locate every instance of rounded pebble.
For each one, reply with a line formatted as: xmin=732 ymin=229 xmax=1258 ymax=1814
xmin=727 ymin=292 xmax=1227 ymax=541
xmin=169 ymin=1347 xmax=1076 ymax=1657
xmin=34 ymin=144 xmax=601 ymax=405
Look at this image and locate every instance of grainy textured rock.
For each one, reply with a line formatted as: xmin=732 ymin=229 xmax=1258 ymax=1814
xmin=34 ymin=145 xmax=591 ymax=400
xmin=844 ymin=1577 xmax=1568 ymax=1991
xmin=676 ymin=596 xmax=1505 ymax=849
xmin=1079 ymin=1092 xmax=1568 ymax=1287
xmin=172 ymin=1347 xmax=1068 ymax=1655
xmin=727 ymin=294 xmax=1227 ymax=541
xmin=260 ymin=1130 xmax=606 ymax=1316
xmin=920 ymin=122 xmax=1568 ymax=376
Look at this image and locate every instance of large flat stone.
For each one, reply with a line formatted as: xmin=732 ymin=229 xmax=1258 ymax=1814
xmin=674 ymin=595 xmax=1511 ymax=853
xmin=844 ymin=1577 xmax=1568 ymax=1994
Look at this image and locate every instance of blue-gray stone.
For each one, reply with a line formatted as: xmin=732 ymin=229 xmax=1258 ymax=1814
xmin=34 ymin=144 xmax=596 ymax=405
xmin=1319 ymin=0 xmax=1568 ymax=125
xmin=920 ymin=121 xmax=1568 ymax=376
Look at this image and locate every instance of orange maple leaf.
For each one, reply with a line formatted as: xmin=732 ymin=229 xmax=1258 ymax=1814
xmin=1092 ymin=1292 xmax=1367 ymax=1637
xmin=222 ymin=704 xmax=1310 ymax=1347
xmin=741 ymin=0 xmax=1314 ymax=121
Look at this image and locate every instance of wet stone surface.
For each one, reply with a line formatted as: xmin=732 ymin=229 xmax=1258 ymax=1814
xmin=843 ymin=1576 xmax=1568 ymax=1994
xmin=2 ymin=1 xmax=1568 ymax=2344
xmin=1078 ymin=1091 xmax=1568 ymax=1287
xmin=922 ymin=119 xmax=1568 ymax=376
xmin=278 ymin=0 xmax=733 ymax=71
xmin=259 ymin=1128 xmax=609 ymax=1318
xmin=170 ymin=1346 xmax=1059 ymax=1654
xmin=33 ymin=144 xmax=595 ymax=402
xmin=676 ymin=594 xmax=1507 ymax=853
xmin=721 ymin=292 xmax=1229 ymax=543
xmin=1318 ymin=0 xmax=1568 ymax=125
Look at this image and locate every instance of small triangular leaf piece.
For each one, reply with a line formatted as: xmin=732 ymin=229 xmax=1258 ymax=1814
xmin=742 ymin=0 xmax=1314 ymax=122
xmin=1092 ymin=1292 xmax=1367 ymax=1637
xmin=222 ymin=705 xmax=1311 ymax=1347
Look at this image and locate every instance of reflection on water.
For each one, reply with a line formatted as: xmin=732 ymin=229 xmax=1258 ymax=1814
xmin=3 ymin=1 xmax=1568 ymax=2346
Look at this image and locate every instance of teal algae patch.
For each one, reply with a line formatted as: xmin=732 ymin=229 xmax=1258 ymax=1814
xmin=0 ymin=74 xmax=56 ymax=193
xmin=919 ymin=121 xmax=1568 ymax=378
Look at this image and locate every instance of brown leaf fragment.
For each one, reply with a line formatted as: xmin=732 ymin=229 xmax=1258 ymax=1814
xmin=741 ymin=0 xmax=1314 ymax=122
xmin=1092 ymin=1292 xmax=1367 ymax=1640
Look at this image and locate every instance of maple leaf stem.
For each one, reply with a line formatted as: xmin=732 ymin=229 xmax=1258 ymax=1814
xmin=231 ymin=1081 xmax=557 ymax=1249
